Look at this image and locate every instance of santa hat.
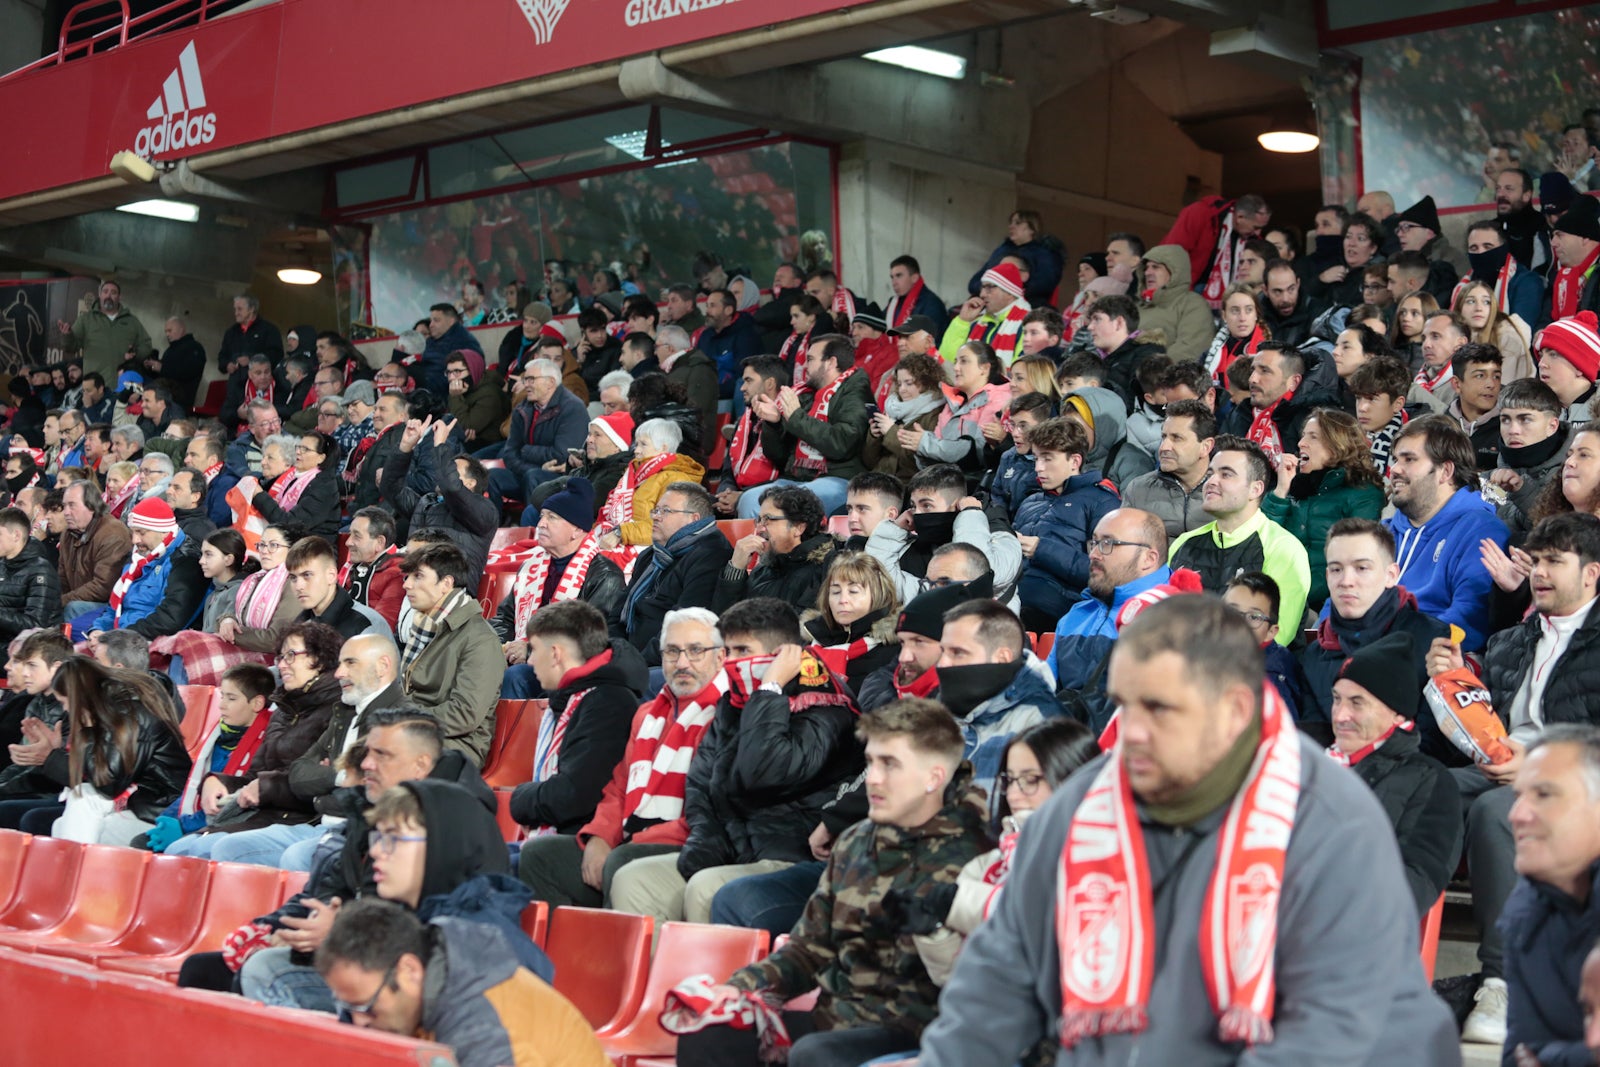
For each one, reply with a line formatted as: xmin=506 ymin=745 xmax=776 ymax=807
xmin=1535 ymin=311 xmax=1600 ymax=384
xmin=980 ymin=263 xmax=1025 ymax=300
xmin=593 ymin=411 xmax=635 ymax=451
xmin=128 ymin=497 xmax=177 ymax=534
xmin=1113 ymin=568 xmax=1205 ymax=630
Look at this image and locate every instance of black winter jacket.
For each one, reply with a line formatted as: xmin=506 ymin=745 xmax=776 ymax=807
xmin=678 ymin=677 xmax=864 ymax=879
xmin=126 ymin=550 xmax=209 ymax=642
xmin=1101 ymin=337 xmax=1166 ymax=415
xmin=491 ymin=554 xmax=627 ymax=639
xmin=1348 ymin=728 xmax=1462 ymax=917
xmin=352 ymin=425 xmax=404 ymax=511
xmin=1500 ymin=862 xmax=1600 ymax=1067
xmin=381 ymin=445 xmax=498 ymax=575
xmin=507 ymin=641 xmax=647 ymax=835
xmin=203 ymin=673 xmax=341 ymax=830
xmin=0 ymin=539 xmax=62 ymax=642
xmin=617 ymin=520 xmax=733 ymax=668
xmin=713 ymin=532 xmax=834 ymax=613
xmin=1484 ymin=601 xmax=1600 ymax=732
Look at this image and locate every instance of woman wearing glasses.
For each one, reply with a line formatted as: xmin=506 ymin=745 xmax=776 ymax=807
xmin=164 ymin=621 xmax=345 ymax=860
xmin=246 ymin=430 xmax=343 ymax=539
xmin=164 ymin=522 xmax=305 ymax=687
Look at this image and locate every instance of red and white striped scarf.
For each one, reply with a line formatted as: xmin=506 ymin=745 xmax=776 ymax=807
xmin=1059 ymin=685 xmax=1300 ymax=1049
xmin=1200 ymin=208 xmax=1238 ymax=310
xmin=886 ymin=276 xmax=926 ymax=328
xmin=661 ymin=975 xmax=792 ymax=1060
xmin=625 ymin=673 xmax=728 ymax=826
xmin=1553 ymin=243 xmax=1600 ymax=322
xmin=831 ymin=287 xmax=856 ymax=323
xmin=809 ymin=629 xmax=885 ymax=680
xmin=601 ymin=451 xmax=677 ymax=530
xmin=201 ymin=460 xmax=224 ymax=485
xmin=244 ymin=379 xmax=275 ymax=406
xmin=1413 ymin=361 xmax=1454 ymax=397
xmin=782 ymin=327 xmax=816 ymax=388
xmin=793 ymin=368 xmax=857 ymax=474
xmin=966 ymin=298 xmax=1032 ymax=363
xmin=512 ymin=535 xmax=603 ymax=638
xmin=1324 ymin=718 xmax=1413 ymax=767
xmin=178 ymin=712 xmax=274 ymax=817
xmin=1246 ymin=391 xmax=1292 ymax=463
xmin=728 ymin=409 xmax=778 ymax=489
xmin=338 ymin=544 xmax=397 ymax=587
xmin=106 ymin=476 xmax=138 ymax=520
xmin=108 ymin=530 xmax=178 ymax=622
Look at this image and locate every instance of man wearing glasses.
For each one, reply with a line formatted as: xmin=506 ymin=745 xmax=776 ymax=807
xmin=618 ymin=482 xmax=731 ymax=668
xmin=496 ymin=357 xmax=588 ymax=507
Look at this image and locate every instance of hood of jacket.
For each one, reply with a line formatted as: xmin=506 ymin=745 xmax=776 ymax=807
xmin=772 ymin=531 xmax=836 ymax=574
xmin=1141 ymin=245 xmax=1195 ymax=306
xmin=550 ymin=638 xmax=649 ymax=704
xmin=400 ymin=778 xmax=511 ymax=902
xmin=1064 ymin=386 xmax=1127 ymax=472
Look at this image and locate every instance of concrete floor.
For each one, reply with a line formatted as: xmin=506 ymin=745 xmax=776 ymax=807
xmin=1437 ymin=905 xmax=1503 ymax=1067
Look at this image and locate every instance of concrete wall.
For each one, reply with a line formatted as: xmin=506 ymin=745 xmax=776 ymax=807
xmin=0 ymin=0 xmax=46 ymax=75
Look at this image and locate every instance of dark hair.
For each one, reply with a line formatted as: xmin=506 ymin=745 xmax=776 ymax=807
xmin=16 ymin=629 xmax=72 ymax=666
xmin=1452 ymin=341 xmax=1503 ymax=380
xmin=1009 ymin=391 xmax=1054 ymax=420
xmin=1396 ymin=415 xmax=1480 ymax=492
xmin=1164 ymin=398 xmax=1217 ymax=441
xmin=1498 ymin=377 xmax=1562 ymax=418
xmin=189 ymin=434 xmax=225 ymax=464
xmin=1021 ymin=306 xmax=1065 ymax=340
xmin=1326 ymin=516 xmax=1396 ymax=561
xmin=398 ymin=541 xmax=472 ymax=592
xmin=622 ymin=296 xmax=659 ymax=326
xmin=792 ymin=294 xmax=828 ymax=327
xmin=759 ymin=485 xmax=825 ymax=540
xmin=893 ymin=353 xmax=946 ymax=397
xmin=525 ymin=599 xmax=609 ymax=659
xmin=263 ymin=520 xmax=308 ymax=549
xmin=576 ymin=307 xmax=608 ymax=332
xmin=0 ymin=506 xmax=28 ymax=536
xmin=1389 ymin=250 xmax=1430 ymax=279
xmin=812 ymin=333 xmax=856 ymax=373
xmin=955 ymin=339 xmax=1005 ymax=386
xmin=1263 ymin=258 xmax=1298 ymax=284
xmin=1255 ymin=340 xmax=1305 ymax=383
xmin=201 ymin=528 xmax=259 ymax=578
xmin=718 ymin=596 xmax=803 ymax=651
xmin=740 ymin=355 xmax=787 ymax=389
xmin=351 ymin=506 xmax=397 ymax=546
xmin=659 ymin=480 xmax=714 ymax=520
xmin=278 ymin=620 xmax=344 ymax=675
xmin=1342 ymin=212 xmax=1383 ymax=247
xmin=51 ymin=657 xmax=181 ymax=791
xmin=846 ymin=471 xmax=904 ymax=511
xmin=942 ymin=599 xmax=1026 ymax=658
xmin=1106 ymin=232 xmax=1146 ymax=258
xmin=1348 ymin=355 xmax=1411 ymax=401
xmin=1224 ymin=570 xmax=1281 ymax=621
xmin=429 ymin=302 xmax=459 ymax=320
xmin=1308 ymin=408 xmax=1384 ymax=489
xmin=297 ymin=430 xmax=339 ymax=472
xmin=364 ymin=707 xmax=444 ymax=761
xmin=1028 ymin=416 xmax=1090 ymax=460
xmin=1135 ymin=353 xmax=1174 ymax=395
xmin=1500 ymin=167 xmax=1534 ymax=195
xmin=1210 ymin=434 xmax=1274 ymax=493
xmin=1057 ymin=352 xmax=1105 ymax=386
xmin=220 ymin=663 xmax=276 ymax=703
xmin=1525 ymin=512 xmax=1600 ymax=571
xmin=908 ymin=463 xmax=966 ymax=502
xmin=890 ymin=254 xmax=921 ymax=274
xmin=857 ymin=698 xmax=965 ymax=765
xmin=1342 ymin=323 xmax=1396 ymax=362
xmin=1087 ymin=294 xmax=1138 ymax=333
xmin=285 ymin=535 xmax=338 ymax=571
xmin=929 ymin=542 xmax=990 ymax=580
xmin=622 ymin=333 xmax=654 ymax=361
xmin=315 ymin=898 xmax=429 ymax=977
xmin=455 ymin=454 xmax=489 ymax=494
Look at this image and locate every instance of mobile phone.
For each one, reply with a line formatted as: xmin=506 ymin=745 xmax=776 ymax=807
xmin=567 ymin=448 xmax=584 ymax=465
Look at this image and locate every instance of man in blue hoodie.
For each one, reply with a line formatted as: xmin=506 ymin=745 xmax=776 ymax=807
xmin=1012 ymin=415 xmax=1120 ymax=632
xmin=420 ymin=304 xmax=484 ymax=397
xmin=1384 ymin=415 xmax=1509 ymax=653
xmin=1049 ymin=507 xmax=1172 ymax=732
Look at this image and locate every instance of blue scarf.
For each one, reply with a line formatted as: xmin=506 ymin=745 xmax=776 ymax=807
xmin=622 ymin=517 xmax=716 ymax=631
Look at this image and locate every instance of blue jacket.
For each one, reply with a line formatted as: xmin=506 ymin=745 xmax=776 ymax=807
xmin=419 ymin=873 xmax=554 ymax=986
xmin=700 ymin=315 xmax=762 ymax=397
xmin=988 ymin=447 xmax=1040 ymax=521
xmin=502 ymin=386 xmax=589 ymax=479
xmin=1499 ymin=862 xmax=1600 ymax=1067
xmin=71 ymin=529 xmax=187 ymax=639
xmin=202 ymin=467 xmax=240 ymax=528
xmin=1384 ymin=488 xmax=1508 ymax=652
xmin=1013 ymin=470 xmax=1120 ymax=610
xmin=420 ymin=322 xmax=484 ymax=396
xmin=1262 ymin=641 xmax=1305 ymax=723
xmin=1049 ymin=567 xmax=1172 ymax=731
xmin=958 ymin=653 xmax=1064 ymax=787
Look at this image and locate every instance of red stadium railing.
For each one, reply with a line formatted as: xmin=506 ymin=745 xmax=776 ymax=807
xmin=4 ymin=0 xmax=252 ymax=80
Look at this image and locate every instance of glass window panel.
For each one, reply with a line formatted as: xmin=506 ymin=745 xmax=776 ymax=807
xmin=333 ymin=158 xmax=417 ymax=208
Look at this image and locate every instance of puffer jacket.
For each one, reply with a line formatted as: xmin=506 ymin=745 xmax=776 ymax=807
xmin=616 ymin=453 xmax=708 ymax=547
xmin=1484 ymin=597 xmax=1600 ymax=734
xmin=803 ymin=609 xmax=900 ymax=698
xmin=640 ymin=401 xmax=707 ymax=467
xmin=1500 ymin=861 xmax=1600 ymax=1067
xmin=492 ymin=553 xmax=627 ymax=638
xmin=384 ymin=445 xmax=498 ymax=575
xmin=948 ymin=653 xmax=1062 ymax=785
xmin=986 ymin=446 xmax=1040 ymax=521
xmin=1260 ymin=467 xmax=1386 ymax=608
xmin=728 ymin=765 xmax=992 ymax=1037
xmin=0 ymin=538 xmax=62 ymax=642
xmin=714 ymin=531 xmax=834 ymax=613
xmin=1013 ymin=470 xmax=1121 ymax=623
xmin=1049 ymin=567 xmax=1174 ymax=732
xmin=1348 ymin=728 xmax=1462 ymax=918
xmin=1495 ymin=425 xmax=1572 ymax=533
xmin=1135 ymin=244 xmax=1215 ymax=364
xmin=678 ymin=667 xmax=863 ymax=879
xmin=918 ymin=382 xmax=1014 ymax=474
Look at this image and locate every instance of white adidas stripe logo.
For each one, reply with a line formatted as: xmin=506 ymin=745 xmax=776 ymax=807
xmin=146 ymin=40 xmax=207 ymax=121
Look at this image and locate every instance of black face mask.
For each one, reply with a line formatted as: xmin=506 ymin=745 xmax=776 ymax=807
xmin=936 ymin=659 xmax=1024 ymax=719
xmin=1314 ymin=233 xmax=1343 ymax=259
xmin=1467 ymin=244 xmax=1511 ymax=281
xmin=910 ymin=510 xmax=957 ymax=546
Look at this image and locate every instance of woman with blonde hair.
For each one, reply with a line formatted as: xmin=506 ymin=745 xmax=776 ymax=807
xmin=1453 ymin=278 xmax=1533 ymax=383
xmin=802 ymin=552 xmax=901 ymax=695
xmin=1006 ymin=354 xmax=1060 ymax=407
xmin=1262 ymin=407 xmax=1386 ymax=609
xmin=103 ymin=460 xmax=139 ymax=520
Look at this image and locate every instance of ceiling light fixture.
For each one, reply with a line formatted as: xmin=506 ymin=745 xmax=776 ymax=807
xmin=116 ymin=198 xmax=199 ymax=222
xmin=863 ymin=45 xmax=967 ymax=80
xmin=1258 ymin=114 xmax=1320 ymax=154
xmin=277 ymin=265 xmax=323 ymax=285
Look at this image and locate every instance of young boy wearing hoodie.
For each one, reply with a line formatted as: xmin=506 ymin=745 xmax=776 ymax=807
xmin=1011 ymin=416 xmax=1120 ymax=632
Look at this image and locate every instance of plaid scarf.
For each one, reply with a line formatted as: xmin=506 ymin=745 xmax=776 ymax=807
xmin=402 ymin=589 xmax=469 ymax=682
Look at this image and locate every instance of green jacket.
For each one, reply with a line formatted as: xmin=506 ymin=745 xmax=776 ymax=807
xmin=729 ymin=765 xmax=993 ymax=1036
xmin=402 ymin=595 xmax=502 ymax=765
xmin=448 ymin=367 xmax=510 ymax=446
xmin=69 ymin=307 xmax=154 ymax=380
xmin=760 ymin=367 xmax=873 ymax=482
xmin=1136 ymin=244 xmax=1214 ymax=364
xmin=1261 ymin=469 xmax=1386 ymax=608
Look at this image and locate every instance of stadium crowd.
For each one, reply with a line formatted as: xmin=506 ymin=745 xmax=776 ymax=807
xmin=3 ymin=136 xmax=1600 ymax=1067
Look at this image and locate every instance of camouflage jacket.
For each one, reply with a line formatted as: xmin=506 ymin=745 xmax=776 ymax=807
xmin=728 ymin=764 xmax=994 ymax=1036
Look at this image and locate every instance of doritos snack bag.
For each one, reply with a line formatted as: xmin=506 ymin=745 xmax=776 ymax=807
xmin=1425 ymin=666 xmax=1513 ymax=765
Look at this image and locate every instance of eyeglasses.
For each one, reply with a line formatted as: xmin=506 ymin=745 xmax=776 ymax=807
xmin=1229 ymin=606 xmax=1276 ymax=627
xmin=333 ymin=962 xmax=396 ymax=1019
xmin=368 ymin=829 xmax=427 ymax=855
xmin=1361 ymin=282 xmax=1387 ymax=292
xmin=257 ymin=540 xmax=289 ymax=553
xmin=295 ymin=444 xmax=322 ymax=454
xmin=998 ymin=771 xmax=1046 ymax=795
xmin=1086 ymin=538 xmax=1152 ymax=556
xmin=661 ymin=644 xmax=722 ymax=663
xmin=754 ymin=514 xmax=790 ymax=527
xmin=446 ymin=368 xmax=469 ymax=377
xmin=917 ymin=575 xmax=971 ymax=592
xmin=276 ymin=648 xmax=313 ymax=664
xmin=650 ymin=506 xmax=697 ymax=518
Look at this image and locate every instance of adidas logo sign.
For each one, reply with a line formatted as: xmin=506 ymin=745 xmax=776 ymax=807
xmin=134 ymin=41 xmax=217 ymax=157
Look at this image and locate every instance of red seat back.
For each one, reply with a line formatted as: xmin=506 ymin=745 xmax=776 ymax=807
xmin=491 ymin=526 xmax=533 ymax=552
xmin=484 ymin=699 xmax=545 ymax=789
xmin=478 ymin=570 xmax=515 ymax=619
xmin=519 ymin=900 xmax=548 ymax=946
xmin=0 ymin=844 xmax=149 ymax=947
xmin=0 ymin=830 xmax=32 ymax=914
xmin=38 ymin=853 xmax=212 ymax=962
xmin=480 ymin=699 xmax=530 ymax=783
xmin=494 ymin=788 xmax=523 ymax=844
xmin=176 ymin=685 xmax=220 ymax=758
xmin=1033 ymin=631 xmax=1056 ymax=659
xmin=0 ymin=836 xmax=84 ymax=933
xmin=1419 ymin=893 xmax=1445 ymax=982
xmin=278 ymin=870 xmax=310 ymax=901
xmin=717 ymin=519 xmax=754 ymax=546
xmin=601 ymin=922 xmax=770 ymax=1058
xmin=546 ymin=906 xmax=653 ymax=1032
xmin=101 ymin=860 xmax=285 ymax=978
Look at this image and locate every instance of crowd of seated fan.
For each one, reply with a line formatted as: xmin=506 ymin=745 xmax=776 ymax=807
xmin=5 ymin=161 xmax=1600 ymax=1066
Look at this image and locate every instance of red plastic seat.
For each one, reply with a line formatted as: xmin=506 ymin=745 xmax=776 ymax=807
xmin=491 ymin=526 xmax=533 ymax=552
xmin=1033 ymin=632 xmax=1056 ymax=659
xmin=101 ymin=861 xmax=285 ymax=981
xmin=0 ymin=836 xmax=84 ymax=933
xmin=827 ymin=515 xmax=851 ymax=539
xmin=484 ymin=699 xmax=545 ymax=789
xmin=546 ymin=906 xmax=653 ymax=1032
xmin=520 ymin=900 xmax=549 ymax=947
xmin=38 ymin=853 xmax=212 ymax=963
xmin=176 ymin=685 xmax=220 ymax=758
xmin=480 ymin=698 xmax=531 ymax=784
xmin=0 ymin=844 xmax=149 ymax=949
xmin=478 ymin=570 xmax=515 ymax=619
xmin=1419 ymin=893 xmax=1445 ymax=982
xmin=717 ymin=518 xmax=755 ymax=546
xmin=279 ymin=870 xmax=310 ymax=901
xmin=600 ymin=922 xmax=770 ymax=1061
xmin=494 ymin=788 xmax=523 ymax=844
xmin=0 ymin=830 xmax=32 ymax=913
xmin=192 ymin=378 xmax=228 ymax=417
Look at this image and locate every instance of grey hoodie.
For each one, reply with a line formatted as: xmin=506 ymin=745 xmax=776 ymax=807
xmin=1064 ymin=386 xmax=1127 ymax=474
xmin=918 ymin=733 xmax=1462 ymax=1067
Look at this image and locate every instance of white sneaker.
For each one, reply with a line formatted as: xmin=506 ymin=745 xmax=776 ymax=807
xmin=1461 ymin=977 xmax=1508 ymax=1045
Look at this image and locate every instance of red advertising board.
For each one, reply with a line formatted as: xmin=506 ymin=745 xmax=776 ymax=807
xmin=0 ymin=0 xmax=886 ymax=204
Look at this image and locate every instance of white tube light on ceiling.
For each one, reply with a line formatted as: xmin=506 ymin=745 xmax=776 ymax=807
xmin=863 ymin=45 xmax=967 ymax=80
xmin=115 ymin=198 xmax=199 ymax=222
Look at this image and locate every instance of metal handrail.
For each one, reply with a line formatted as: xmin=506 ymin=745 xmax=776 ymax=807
xmin=2 ymin=0 xmax=246 ymax=81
